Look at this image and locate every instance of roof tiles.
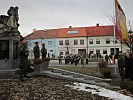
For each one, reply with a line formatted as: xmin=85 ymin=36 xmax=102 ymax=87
xmin=25 ymin=25 xmax=114 ymax=40
xmin=86 ymin=25 xmax=113 ymax=37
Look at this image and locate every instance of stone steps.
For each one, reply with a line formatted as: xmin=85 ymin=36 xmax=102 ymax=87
xmin=41 ymin=68 xmax=118 ymax=89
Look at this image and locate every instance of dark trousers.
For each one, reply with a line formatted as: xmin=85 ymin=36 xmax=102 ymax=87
xmin=118 ymin=66 xmax=124 ymax=80
xmin=19 ymin=57 xmax=28 ymax=78
xmin=42 ymin=54 xmax=46 ymax=60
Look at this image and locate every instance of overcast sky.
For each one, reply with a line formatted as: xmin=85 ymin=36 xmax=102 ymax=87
xmin=0 ymin=0 xmax=133 ymax=36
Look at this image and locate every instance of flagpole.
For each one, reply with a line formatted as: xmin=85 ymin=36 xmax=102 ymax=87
xmin=113 ymin=0 xmax=117 ymax=74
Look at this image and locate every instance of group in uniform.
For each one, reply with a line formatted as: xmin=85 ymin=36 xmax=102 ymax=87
xmin=18 ymin=41 xmax=47 ymax=81
xmin=18 ymin=40 xmax=133 ymax=82
xmin=117 ymin=51 xmax=133 ymax=81
xmin=60 ymin=54 xmax=86 ymax=66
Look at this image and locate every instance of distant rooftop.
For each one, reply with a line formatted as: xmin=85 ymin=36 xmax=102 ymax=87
xmin=25 ymin=25 xmax=114 ymax=40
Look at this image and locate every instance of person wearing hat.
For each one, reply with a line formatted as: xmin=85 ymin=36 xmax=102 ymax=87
xmin=118 ymin=51 xmax=126 ymax=81
xmin=33 ymin=42 xmax=40 ymax=59
xmin=18 ymin=40 xmax=29 ymax=81
xmin=41 ymin=43 xmax=47 ymax=60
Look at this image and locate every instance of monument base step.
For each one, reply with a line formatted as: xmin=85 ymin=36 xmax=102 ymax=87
xmin=0 ymin=68 xmax=20 ymax=77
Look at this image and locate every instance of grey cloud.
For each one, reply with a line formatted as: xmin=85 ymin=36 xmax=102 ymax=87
xmin=0 ymin=0 xmax=133 ymax=36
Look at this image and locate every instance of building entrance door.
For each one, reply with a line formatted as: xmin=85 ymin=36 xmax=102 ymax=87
xmin=110 ymin=48 xmax=119 ymax=55
xmin=78 ymin=49 xmax=86 ymax=55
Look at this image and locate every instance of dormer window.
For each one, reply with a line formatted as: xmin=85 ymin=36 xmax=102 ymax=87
xmin=67 ymin=30 xmax=78 ymax=34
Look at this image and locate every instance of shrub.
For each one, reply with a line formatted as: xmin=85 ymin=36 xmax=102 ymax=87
xmin=98 ymin=60 xmax=111 ymax=78
xmin=98 ymin=60 xmax=107 ymax=68
xmin=100 ymin=68 xmax=111 ymax=78
xmin=120 ymin=80 xmax=133 ymax=94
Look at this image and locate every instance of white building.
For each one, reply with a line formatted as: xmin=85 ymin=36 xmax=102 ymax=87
xmin=25 ymin=25 xmax=124 ymax=58
xmin=57 ymin=25 xmax=121 ymax=57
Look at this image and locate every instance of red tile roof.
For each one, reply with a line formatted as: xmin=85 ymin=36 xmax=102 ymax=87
xmin=86 ymin=25 xmax=113 ymax=37
xmin=25 ymin=25 xmax=114 ymax=40
xmin=25 ymin=29 xmax=58 ymax=40
xmin=57 ymin=27 xmax=87 ymax=38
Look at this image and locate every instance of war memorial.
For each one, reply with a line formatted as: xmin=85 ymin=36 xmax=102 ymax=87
xmin=0 ymin=6 xmax=21 ymax=76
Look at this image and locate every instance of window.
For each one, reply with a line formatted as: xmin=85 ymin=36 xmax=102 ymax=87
xmin=59 ymin=40 xmax=63 ymax=45
xmin=48 ymin=41 xmax=52 ymax=45
xmin=89 ymin=49 xmax=94 ymax=54
xmin=96 ymin=39 xmax=100 ymax=44
xmin=106 ymin=38 xmax=110 ymax=44
xmin=74 ymin=40 xmax=78 ymax=45
xmin=113 ymin=40 xmax=118 ymax=43
xmin=50 ymin=50 xmax=53 ymax=52
xmin=115 ymin=40 xmax=118 ymax=43
xmin=67 ymin=30 xmax=78 ymax=34
xmin=96 ymin=49 xmax=100 ymax=54
xmin=80 ymin=39 xmax=84 ymax=45
xmin=65 ymin=40 xmax=69 ymax=45
xmin=103 ymin=49 xmax=107 ymax=54
xmin=60 ymin=52 xmax=63 ymax=55
xmin=89 ymin=39 xmax=93 ymax=44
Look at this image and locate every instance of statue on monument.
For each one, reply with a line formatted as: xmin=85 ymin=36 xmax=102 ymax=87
xmin=7 ymin=6 xmax=19 ymax=29
xmin=0 ymin=6 xmax=19 ymax=33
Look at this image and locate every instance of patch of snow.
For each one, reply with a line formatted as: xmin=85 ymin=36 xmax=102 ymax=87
xmin=66 ymin=82 xmax=133 ymax=100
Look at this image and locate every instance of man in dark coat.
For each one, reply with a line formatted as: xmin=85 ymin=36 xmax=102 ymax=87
xmin=86 ymin=57 xmax=88 ymax=65
xmin=118 ymin=51 xmax=125 ymax=81
xmin=41 ymin=43 xmax=47 ymax=60
xmin=105 ymin=54 xmax=109 ymax=64
xmin=18 ymin=41 xmax=29 ymax=81
xmin=125 ymin=53 xmax=133 ymax=80
xmin=33 ymin=42 xmax=40 ymax=59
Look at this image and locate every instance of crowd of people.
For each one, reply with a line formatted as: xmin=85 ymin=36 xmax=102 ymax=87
xmin=103 ymin=51 xmax=133 ymax=81
xmin=18 ymin=39 xmax=133 ymax=82
xmin=58 ymin=54 xmax=88 ymax=66
xmin=105 ymin=54 xmax=116 ymax=65
xmin=117 ymin=51 xmax=133 ymax=81
xmin=18 ymin=41 xmax=47 ymax=81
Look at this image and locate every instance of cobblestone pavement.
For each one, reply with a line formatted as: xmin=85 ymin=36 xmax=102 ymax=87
xmin=0 ymin=76 xmax=110 ymax=100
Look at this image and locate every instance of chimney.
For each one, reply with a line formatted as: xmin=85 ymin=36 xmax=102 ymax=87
xmin=69 ymin=26 xmax=72 ymax=28
xmin=96 ymin=23 xmax=99 ymax=26
xmin=33 ymin=28 xmax=36 ymax=32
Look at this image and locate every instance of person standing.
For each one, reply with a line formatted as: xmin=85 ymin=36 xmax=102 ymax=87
xmin=18 ymin=40 xmax=29 ymax=81
xmin=41 ymin=43 xmax=47 ymax=60
xmin=125 ymin=53 xmax=133 ymax=80
xmin=81 ymin=56 xmax=84 ymax=65
xmin=33 ymin=42 xmax=40 ymax=59
xmin=118 ymin=51 xmax=125 ymax=81
xmin=105 ymin=54 xmax=109 ymax=64
xmin=58 ymin=55 xmax=62 ymax=65
xmin=48 ymin=53 xmax=50 ymax=58
xmin=81 ymin=56 xmax=85 ymax=68
xmin=86 ymin=57 xmax=88 ymax=65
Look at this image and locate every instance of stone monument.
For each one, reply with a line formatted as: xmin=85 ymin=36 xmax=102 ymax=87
xmin=0 ymin=6 xmax=21 ymax=76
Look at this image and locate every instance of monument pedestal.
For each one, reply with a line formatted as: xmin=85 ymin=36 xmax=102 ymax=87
xmin=0 ymin=6 xmax=21 ymax=77
xmin=0 ymin=35 xmax=20 ymax=76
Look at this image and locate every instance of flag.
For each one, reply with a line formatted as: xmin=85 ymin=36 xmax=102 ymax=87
xmin=115 ymin=0 xmax=128 ymax=41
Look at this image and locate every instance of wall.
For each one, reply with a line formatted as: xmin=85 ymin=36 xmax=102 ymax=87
xmin=87 ymin=36 xmax=121 ymax=58
xmin=27 ymin=38 xmax=57 ymax=59
xmin=57 ymin=37 xmax=87 ymax=56
xmin=27 ymin=36 xmax=122 ymax=58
